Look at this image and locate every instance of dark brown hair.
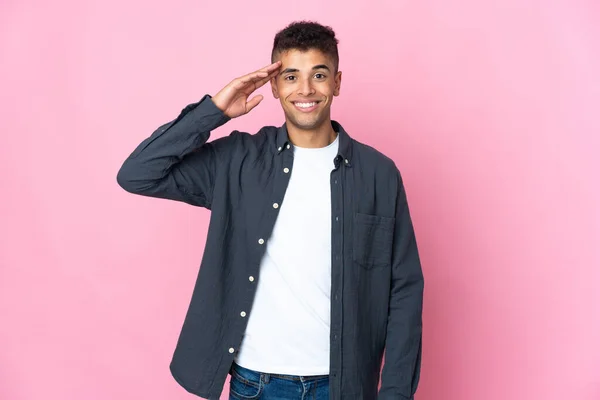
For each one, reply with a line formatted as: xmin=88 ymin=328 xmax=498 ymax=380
xmin=271 ymin=21 xmax=340 ymax=72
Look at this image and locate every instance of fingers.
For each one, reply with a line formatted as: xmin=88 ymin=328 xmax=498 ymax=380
xmin=234 ymin=67 xmax=279 ymax=91
xmin=254 ymin=68 xmax=279 ymax=88
xmin=245 ymin=94 xmax=264 ymax=113
xmin=256 ymin=60 xmax=281 ymax=73
xmin=237 ymin=61 xmax=281 ymax=85
xmin=238 ymin=71 xmax=268 ymax=85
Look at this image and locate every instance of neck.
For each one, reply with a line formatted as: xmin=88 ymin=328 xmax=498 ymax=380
xmin=286 ymin=119 xmax=337 ymax=149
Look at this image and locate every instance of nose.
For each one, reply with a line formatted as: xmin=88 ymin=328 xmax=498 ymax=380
xmin=298 ymin=77 xmax=315 ymax=96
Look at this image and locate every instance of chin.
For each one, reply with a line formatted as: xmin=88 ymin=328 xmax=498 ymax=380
xmin=284 ymin=113 xmax=317 ymax=129
xmin=294 ymin=120 xmax=321 ymax=130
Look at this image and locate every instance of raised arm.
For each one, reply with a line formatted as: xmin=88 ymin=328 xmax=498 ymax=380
xmin=116 ymin=61 xmax=281 ymax=208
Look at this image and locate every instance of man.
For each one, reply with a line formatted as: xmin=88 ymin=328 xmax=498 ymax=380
xmin=117 ymin=21 xmax=424 ymax=400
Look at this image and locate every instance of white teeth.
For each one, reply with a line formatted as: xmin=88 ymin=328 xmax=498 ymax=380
xmin=295 ymin=102 xmax=316 ymax=108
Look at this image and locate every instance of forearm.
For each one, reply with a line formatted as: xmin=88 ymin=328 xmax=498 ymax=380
xmin=116 ymin=95 xmax=230 ymax=205
xmin=378 ymin=265 xmax=424 ymax=400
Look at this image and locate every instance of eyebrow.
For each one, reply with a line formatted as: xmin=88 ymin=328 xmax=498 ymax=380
xmin=281 ymin=64 xmax=331 ymax=74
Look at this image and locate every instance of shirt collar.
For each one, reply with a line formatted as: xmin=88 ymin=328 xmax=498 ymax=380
xmin=275 ymin=120 xmax=354 ymax=167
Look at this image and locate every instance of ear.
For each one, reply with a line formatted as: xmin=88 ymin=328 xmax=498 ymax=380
xmin=270 ymin=77 xmax=280 ymax=99
xmin=333 ymin=70 xmax=342 ymax=96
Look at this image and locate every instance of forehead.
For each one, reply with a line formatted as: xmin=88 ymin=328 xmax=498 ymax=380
xmin=276 ymin=48 xmax=333 ymax=69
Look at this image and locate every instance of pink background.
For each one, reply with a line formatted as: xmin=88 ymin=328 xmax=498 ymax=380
xmin=1 ymin=1 xmax=599 ymax=399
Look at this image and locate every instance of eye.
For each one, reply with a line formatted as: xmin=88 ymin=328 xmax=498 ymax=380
xmin=284 ymin=75 xmax=296 ymax=81
xmin=315 ymin=73 xmax=326 ymax=79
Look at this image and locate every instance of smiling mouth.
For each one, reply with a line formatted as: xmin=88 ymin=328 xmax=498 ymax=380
xmin=292 ymin=101 xmax=321 ymax=112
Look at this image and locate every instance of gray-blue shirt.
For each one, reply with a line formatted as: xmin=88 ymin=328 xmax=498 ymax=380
xmin=116 ymin=94 xmax=424 ymax=400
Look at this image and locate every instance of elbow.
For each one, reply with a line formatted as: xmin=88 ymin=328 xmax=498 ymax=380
xmin=116 ymin=161 xmax=163 ymax=197
xmin=116 ymin=162 xmax=138 ymax=194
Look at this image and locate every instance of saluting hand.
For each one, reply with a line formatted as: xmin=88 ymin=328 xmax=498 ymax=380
xmin=211 ymin=61 xmax=281 ymax=119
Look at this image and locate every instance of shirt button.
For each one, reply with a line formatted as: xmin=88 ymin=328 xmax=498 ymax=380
xmin=283 ymin=168 xmax=290 ymax=174
xmin=240 ymin=311 xmax=247 ymax=317
xmin=249 ymin=276 xmax=255 ymax=282
xmin=286 ymin=144 xmax=291 ymax=149
xmin=344 ymin=159 xmax=349 ymax=164
xmin=273 ymin=203 xmax=279 ymax=209
xmin=278 ymin=146 xmax=282 ymax=151
xmin=258 ymin=238 xmax=264 ymax=245
xmin=228 ymin=347 xmax=235 ymax=354
xmin=335 ymin=216 xmax=339 ymax=221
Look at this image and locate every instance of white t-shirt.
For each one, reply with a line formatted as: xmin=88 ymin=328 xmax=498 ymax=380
xmin=234 ymin=133 xmax=339 ymax=376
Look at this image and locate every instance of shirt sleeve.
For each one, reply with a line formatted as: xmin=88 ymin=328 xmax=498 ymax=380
xmin=378 ymin=169 xmax=425 ymax=400
xmin=116 ymin=94 xmax=234 ymax=209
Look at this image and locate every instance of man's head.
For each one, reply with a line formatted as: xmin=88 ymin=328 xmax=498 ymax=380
xmin=270 ymin=21 xmax=342 ymax=132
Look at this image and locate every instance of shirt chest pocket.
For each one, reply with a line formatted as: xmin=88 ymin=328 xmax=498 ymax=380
xmin=352 ymin=212 xmax=395 ymax=269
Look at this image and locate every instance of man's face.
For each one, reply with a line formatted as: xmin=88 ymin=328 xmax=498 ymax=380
xmin=270 ymin=48 xmax=342 ymax=131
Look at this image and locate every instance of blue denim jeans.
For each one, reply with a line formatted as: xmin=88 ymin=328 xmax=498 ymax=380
xmin=228 ymin=363 xmax=330 ymax=400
